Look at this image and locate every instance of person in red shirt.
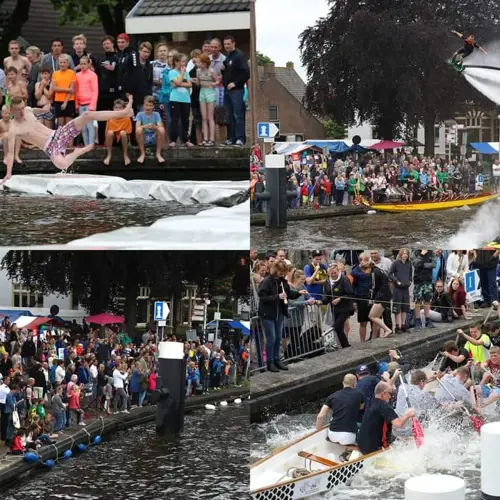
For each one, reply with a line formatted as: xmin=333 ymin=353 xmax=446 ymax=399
xmin=449 ymin=278 xmax=470 ymax=319
xmin=477 ymin=346 xmax=500 ymax=406
xmin=9 ymin=428 xmax=26 ymax=455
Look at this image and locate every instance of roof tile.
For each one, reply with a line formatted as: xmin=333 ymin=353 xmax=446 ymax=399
xmin=259 ymin=65 xmax=306 ymax=105
xmin=135 ymin=0 xmax=249 ymax=17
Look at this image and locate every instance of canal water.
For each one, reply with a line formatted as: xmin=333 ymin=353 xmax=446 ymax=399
xmin=250 ymin=400 xmax=492 ymax=499
xmin=2 ymin=406 xmax=249 ymax=500
xmin=0 ymin=193 xmax=212 ymax=246
xmin=251 ymin=200 xmax=500 ymax=249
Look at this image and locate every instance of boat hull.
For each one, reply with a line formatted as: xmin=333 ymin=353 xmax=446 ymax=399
xmin=363 ymin=193 xmax=499 ymax=213
xmin=250 ymin=427 xmax=386 ymax=500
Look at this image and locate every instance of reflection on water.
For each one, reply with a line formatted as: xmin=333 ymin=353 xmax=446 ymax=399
xmin=251 ymin=207 xmax=481 ymax=248
xmin=0 ymin=193 xmax=211 ymax=245
xmin=250 ymin=402 xmax=491 ymax=499
xmin=3 ymin=407 xmax=249 ymax=500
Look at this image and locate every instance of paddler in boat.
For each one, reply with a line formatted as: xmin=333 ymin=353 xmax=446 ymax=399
xmin=356 ymin=381 xmax=415 ymax=455
xmin=435 ymin=366 xmax=481 ymax=412
xmin=471 ymin=345 xmax=500 ymax=407
xmin=392 ymin=370 xmax=441 ymax=440
xmin=315 ymin=374 xmax=364 ymax=451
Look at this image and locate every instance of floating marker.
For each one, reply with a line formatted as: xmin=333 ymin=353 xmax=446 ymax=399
xmin=205 ymin=404 xmax=216 ymax=410
xmin=93 ymin=435 xmax=102 ymax=445
xmin=77 ymin=443 xmax=87 ymax=452
xmin=234 ymin=398 xmax=242 ymax=404
xmin=405 ymin=474 xmax=465 ymax=499
xmin=43 ymin=459 xmax=56 ymax=469
xmin=62 ymin=449 xmax=72 ymax=459
xmin=24 ymin=452 xmax=39 ymax=464
xmin=220 ymin=401 xmax=228 ymax=406
xmin=367 ymin=210 xmax=377 ymax=215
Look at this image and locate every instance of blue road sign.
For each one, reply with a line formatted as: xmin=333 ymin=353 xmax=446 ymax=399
xmin=464 ymin=270 xmax=476 ymax=294
xmin=154 ymin=301 xmax=164 ymax=321
xmin=257 ymin=122 xmax=279 ymax=139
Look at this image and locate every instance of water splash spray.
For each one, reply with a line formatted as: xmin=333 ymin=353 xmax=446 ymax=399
xmin=446 ymin=200 xmax=500 ymax=248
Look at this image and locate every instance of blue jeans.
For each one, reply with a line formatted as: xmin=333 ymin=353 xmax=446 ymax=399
xmin=262 ymin=315 xmax=285 ymax=362
xmin=54 ymin=411 xmax=66 ymax=432
xmin=480 ymin=267 xmax=498 ymax=304
xmin=138 ymin=390 xmax=147 ymax=407
xmin=224 ymin=88 xmax=245 ymax=144
xmin=79 ymin=105 xmax=95 ymax=145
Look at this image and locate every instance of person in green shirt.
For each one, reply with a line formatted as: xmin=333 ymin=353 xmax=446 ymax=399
xmin=119 ymin=332 xmax=132 ymax=346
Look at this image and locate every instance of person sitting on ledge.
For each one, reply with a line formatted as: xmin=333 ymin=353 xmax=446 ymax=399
xmin=104 ymin=99 xmax=132 ymax=166
xmin=0 ymin=94 xmax=134 ymax=184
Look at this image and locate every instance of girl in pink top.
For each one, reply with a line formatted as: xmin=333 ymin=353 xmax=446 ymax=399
xmin=75 ymin=56 xmax=99 ymax=145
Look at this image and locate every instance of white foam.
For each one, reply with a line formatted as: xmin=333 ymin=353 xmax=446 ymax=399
xmin=27 ymin=200 xmax=250 ymax=250
xmin=464 ymin=67 xmax=500 ymax=106
xmin=1 ymin=174 xmax=248 ymax=205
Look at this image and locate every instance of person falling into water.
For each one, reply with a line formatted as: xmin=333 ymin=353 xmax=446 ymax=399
xmin=0 ymin=94 xmax=134 ymax=184
xmin=451 ymin=30 xmax=487 ymax=66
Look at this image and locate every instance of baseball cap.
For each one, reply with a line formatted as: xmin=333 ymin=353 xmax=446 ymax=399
xmin=377 ymin=362 xmax=389 ymax=375
xmin=356 ymin=365 xmax=370 ymax=376
xmin=311 ymin=250 xmax=322 ymax=258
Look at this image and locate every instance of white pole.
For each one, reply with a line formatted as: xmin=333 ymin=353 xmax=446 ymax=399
xmin=481 ymin=422 xmax=500 ymax=499
xmin=405 ymin=474 xmax=465 ymax=500
xmin=215 ymin=302 xmax=220 ymax=347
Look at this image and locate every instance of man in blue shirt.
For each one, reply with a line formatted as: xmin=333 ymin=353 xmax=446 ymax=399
xmin=304 ymin=250 xmax=328 ymax=300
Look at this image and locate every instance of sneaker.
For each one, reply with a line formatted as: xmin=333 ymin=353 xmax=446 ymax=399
xmin=222 ymin=140 xmax=234 ymax=146
xmin=395 ymin=327 xmax=402 ymax=334
xmin=234 ymin=140 xmax=244 ymax=147
xmin=414 ymin=319 xmax=423 ymax=330
xmin=426 ymin=320 xmax=437 ymax=329
xmin=79 ymin=422 xmax=86 ymax=426
xmin=123 ymin=409 xmax=130 ymax=413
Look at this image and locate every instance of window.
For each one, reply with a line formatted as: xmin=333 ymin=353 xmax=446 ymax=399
xmin=434 ymin=125 xmax=441 ymax=146
xmin=12 ymin=283 xmax=43 ymax=308
xmin=269 ymin=105 xmax=278 ymax=121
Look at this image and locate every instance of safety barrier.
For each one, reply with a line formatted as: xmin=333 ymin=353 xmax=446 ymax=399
xmin=250 ymin=303 xmax=337 ymax=373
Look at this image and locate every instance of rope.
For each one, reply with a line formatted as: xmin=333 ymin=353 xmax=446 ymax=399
xmin=82 ymin=428 xmax=92 ymax=446
xmin=50 ymin=443 xmax=59 ymax=463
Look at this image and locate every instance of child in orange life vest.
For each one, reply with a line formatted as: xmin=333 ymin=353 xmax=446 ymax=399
xmin=104 ymin=99 xmax=132 ymax=166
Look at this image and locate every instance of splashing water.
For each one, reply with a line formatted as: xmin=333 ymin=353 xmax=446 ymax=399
xmin=462 ymin=40 xmax=500 ymax=105
xmin=251 ymin=408 xmax=494 ymax=499
xmin=446 ymin=199 xmax=500 ymax=248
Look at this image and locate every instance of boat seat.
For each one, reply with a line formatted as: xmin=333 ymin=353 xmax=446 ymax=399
xmin=325 ymin=436 xmax=359 ymax=451
xmin=298 ymin=451 xmax=339 ymax=467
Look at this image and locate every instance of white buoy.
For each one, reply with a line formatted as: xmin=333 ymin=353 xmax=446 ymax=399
xmin=234 ymin=398 xmax=242 ymax=404
xmin=367 ymin=210 xmax=377 ymax=215
xmin=405 ymin=474 xmax=465 ymax=500
xmin=205 ymin=404 xmax=216 ymax=410
xmin=220 ymin=401 xmax=228 ymax=406
xmin=481 ymin=422 xmax=500 ymax=499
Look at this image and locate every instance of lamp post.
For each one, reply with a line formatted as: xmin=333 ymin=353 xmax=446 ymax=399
xmin=213 ymin=295 xmax=226 ymax=347
xmin=497 ymin=115 xmax=500 ymax=162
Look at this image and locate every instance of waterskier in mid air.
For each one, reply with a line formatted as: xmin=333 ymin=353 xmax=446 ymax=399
xmin=450 ymin=30 xmax=487 ymax=67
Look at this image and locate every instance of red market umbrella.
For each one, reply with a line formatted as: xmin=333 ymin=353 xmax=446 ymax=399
xmin=371 ymin=140 xmax=405 ymax=150
xmin=85 ymin=313 xmax=125 ymax=325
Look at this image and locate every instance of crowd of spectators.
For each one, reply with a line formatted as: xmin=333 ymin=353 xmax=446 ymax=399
xmin=0 ymin=32 xmax=250 ymax=167
xmin=250 ymin=248 xmax=500 ymax=373
xmin=251 ymin=150 xmax=499 ymax=212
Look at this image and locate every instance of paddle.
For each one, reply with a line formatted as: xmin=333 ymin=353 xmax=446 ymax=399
xmin=436 ymin=376 xmax=484 ymax=432
xmin=398 ymin=374 xmax=424 ymax=447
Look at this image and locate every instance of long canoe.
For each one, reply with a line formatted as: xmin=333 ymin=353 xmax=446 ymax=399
xmin=250 ymin=426 xmax=387 ymax=500
xmin=362 ymin=192 xmax=499 ymax=213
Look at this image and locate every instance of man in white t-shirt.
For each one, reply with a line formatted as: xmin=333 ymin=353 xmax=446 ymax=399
xmin=113 ymin=365 xmax=129 ymax=413
xmin=210 ymin=38 xmax=226 ymax=107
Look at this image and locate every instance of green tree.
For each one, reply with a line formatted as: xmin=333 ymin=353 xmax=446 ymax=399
xmin=0 ymin=0 xmax=32 ymax=58
xmin=1 ymin=251 xmax=246 ymax=333
xmin=257 ymin=51 xmax=274 ymax=66
xmin=299 ymin=0 xmax=496 ymax=155
xmin=324 ymin=119 xmax=346 ymax=139
xmin=49 ymin=0 xmax=131 ymax=35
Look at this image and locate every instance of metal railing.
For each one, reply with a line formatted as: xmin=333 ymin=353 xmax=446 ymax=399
xmin=250 ymin=302 xmax=338 ymax=373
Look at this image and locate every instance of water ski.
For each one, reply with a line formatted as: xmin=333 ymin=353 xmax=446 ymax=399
xmin=447 ymin=58 xmax=464 ymax=73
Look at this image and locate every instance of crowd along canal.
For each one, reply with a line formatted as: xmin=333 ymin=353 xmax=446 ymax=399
xmin=1 ymin=406 xmax=249 ymax=500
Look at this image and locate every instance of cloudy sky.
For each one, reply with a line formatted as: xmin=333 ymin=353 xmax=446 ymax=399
xmin=256 ymin=0 xmax=330 ymax=81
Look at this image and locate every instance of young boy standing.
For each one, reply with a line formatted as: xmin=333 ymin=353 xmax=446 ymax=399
xmin=104 ymin=99 xmax=132 ymax=165
xmin=135 ymin=95 xmax=165 ymax=164
xmin=5 ymin=67 xmax=28 ymax=103
xmin=0 ymin=105 xmax=21 ymax=164
xmin=34 ymin=68 xmax=55 ymax=129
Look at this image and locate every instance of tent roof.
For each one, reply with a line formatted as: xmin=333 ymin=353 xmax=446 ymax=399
xmin=470 ymin=142 xmax=500 ymax=154
xmin=85 ymin=313 xmax=125 ymax=325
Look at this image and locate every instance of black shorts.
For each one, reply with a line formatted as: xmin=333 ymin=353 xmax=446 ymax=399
xmin=54 ymin=100 xmax=76 ymax=118
xmin=457 ymin=46 xmax=473 ymax=57
xmin=357 ymin=299 xmax=371 ymax=323
xmin=392 ymin=288 xmax=410 ymax=313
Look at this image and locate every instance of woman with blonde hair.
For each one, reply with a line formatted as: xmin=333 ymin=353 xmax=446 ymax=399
xmin=258 ymin=260 xmax=307 ymax=372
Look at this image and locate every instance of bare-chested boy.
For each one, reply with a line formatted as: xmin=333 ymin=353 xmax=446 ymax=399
xmin=0 ymin=94 xmax=134 ymax=183
xmin=3 ymin=41 xmax=31 ymax=81
xmin=0 ymin=105 xmax=21 ymax=164
xmin=5 ymin=67 xmax=28 ymax=102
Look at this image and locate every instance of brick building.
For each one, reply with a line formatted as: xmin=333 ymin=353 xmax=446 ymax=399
xmin=256 ymin=62 xmax=325 ymax=141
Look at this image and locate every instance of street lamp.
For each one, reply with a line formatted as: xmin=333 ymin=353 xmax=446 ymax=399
xmin=213 ymin=295 xmax=226 ymax=347
xmin=497 ymin=115 xmax=500 ymax=162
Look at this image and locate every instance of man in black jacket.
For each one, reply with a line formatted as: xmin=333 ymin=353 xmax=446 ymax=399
xmin=123 ymin=41 xmax=153 ymax=114
xmin=221 ymin=35 xmax=250 ymax=147
xmin=96 ymin=35 xmax=120 ymax=144
xmin=475 ymin=249 xmax=500 ymax=308
xmin=322 ymin=262 xmax=354 ymax=348
xmin=116 ymin=33 xmax=136 ymax=99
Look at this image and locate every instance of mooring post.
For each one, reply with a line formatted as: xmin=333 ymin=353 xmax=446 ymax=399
xmin=405 ymin=474 xmax=465 ymax=499
xmin=154 ymin=341 xmax=186 ymax=436
xmin=256 ymin=154 xmax=296 ymax=228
